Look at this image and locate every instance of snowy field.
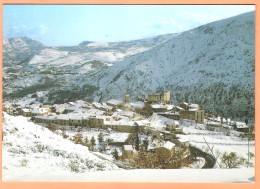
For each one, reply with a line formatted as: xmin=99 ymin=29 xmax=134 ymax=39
xmin=2 ymin=113 xmax=255 ymax=182
xmin=178 ymin=120 xmax=255 ymax=169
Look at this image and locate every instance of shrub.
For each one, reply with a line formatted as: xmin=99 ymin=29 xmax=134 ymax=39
xmin=49 ymin=125 xmax=58 ymax=132
xmin=221 ymin=152 xmax=245 ymax=168
xmin=62 ymin=130 xmax=69 ymax=139
xmin=68 ymin=161 xmax=80 ymax=173
xmin=73 ymin=133 xmax=83 ymax=144
xmin=128 ymin=147 xmax=192 ymax=169
xmin=21 ymin=159 xmax=28 ymax=167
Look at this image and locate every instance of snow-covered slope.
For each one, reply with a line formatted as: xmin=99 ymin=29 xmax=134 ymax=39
xmin=2 ymin=113 xmax=120 ymax=181
xmin=91 ymin=11 xmax=255 ymax=120
xmin=3 ymin=37 xmax=45 ymax=67
xmin=3 ymin=33 xmax=176 ymax=103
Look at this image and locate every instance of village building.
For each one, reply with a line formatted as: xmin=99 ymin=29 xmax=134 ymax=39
xmin=56 ymin=114 xmax=70 ymax=125
xmin=92 ymin=102 xmax=113 ymax=112
xmin=69 ymin=115 xmax=84 ymax=127
xmin=234 ymin=122 xmax=249 ymax=132
xmin=18 ymin=108 xmax=32 ymax=117
xmin=34 ymin=115 xmax=57 ymax=125
xmin=124 ymin=95 xmax=130 ymax=104
xmin=106 ymin=133 xmax=130 ymax=146
xmin=179 ymin=109 xmax=205 ymax=124
xmin=103 ymin=120 xmax=142 ymax=133
xmin=89 ymin=116 xmax=105 ymax=128
xmin=148 ymin=91 xmax=171 ymax=104
xmin=163 ymin=141 xmax=176 ymax=153
xmin=157 ymin=112 xmax=180 ymax=120
xmin=166 ymin=121 xmax=183 ymax=133
xmin=179 ymin=102 xmax=189 ymax=110
xmin=175 ymin=106 xmax=184 ymax=112
xmin=195 ymin=110 xmax=205 ymax=124
xmin=31 ymin=108 xmax=50 ymax=117
xmin=151 ymin=104 xmax=168 ymax=112
xmin=106 ymin=99 xmax=124 ymax=108
xmin=189 ymin=104 xmax=200 ymax=110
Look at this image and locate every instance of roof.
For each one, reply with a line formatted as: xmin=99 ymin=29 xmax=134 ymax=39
xmin=107 ymin=133 xmax=130 ymax=143
xmin=107 ymin=99 xmax=123 ymax=106
xmin=151 ymin=104 xmax=166 ymax=109
xmin=164 ymin=141 xmax=175 ymax=150
xmin=135 ymin=120 xmax=150 ymax=126
xmin=173 ymin=121 xmax=180 ymax=125
xmin=104 ymin=121 xmax=136 ymax=126
xmin=189 ymin=104 xmax=199 ymax=108
xmin=130 ymin=101 xmax=145 ymax=109
xmin=22 ymin=108 xmax=31 ymax=113
xmin=35 ymin=115 xmax=57 ymax=120
xmin=236 ymin=122 xmax=248 ymax=129
xmin=175 ymin=106 xmax=184 ymax=110
xmin=123 ymin=145 xmax=133 ymax=151
xmin=32 ymin=108 xmax=49 ymax=114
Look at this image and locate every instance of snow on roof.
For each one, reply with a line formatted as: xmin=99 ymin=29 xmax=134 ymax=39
xmin=57 ymin=114 xmax=70 ymax=120
xmin=236 ymin=122 xmax=248 ymax=128
xmin=107 ymin=99 xmax=123 ymax=106
xmin=130 ymin=101 xmax=145 ymax=109
xmin=151 ymin=104 xmax=166 ymax=109
xmin=22 ymin=108 xmax=31 ymax=113
xmin=173 ymin=121 xmax=180 ymax=125
xmin=122 ymin=111 xmax=134 ymax=117
xmin=107 ymin=133 xmax=130 ymax=143
xmin=189 ymin=104 xmax=199 ymax=108
xmin=150 ymin=113 xmax=168 ymax=130
xmin=104 ymin=121 xmax=136 ymax=126
xmin=32 ymin=108 xmax=49 ymax=114
xmin=135 ymin=120 xmax=150 ymax=126
xmin=188 ymin=109 xmax=197 ymax=111
xmin=175 ymin=106 xmax=184 ymax=110
xmin=92 ymin=102 xmax=112 ymax=110
xmin=56 ymin=114 xmax=85 ymax=120
xmin=123 ymin=145 xmax=133 ymax=151
xmin=95 ymin=115 xmax=105 ymax=120
xmin=164 ymin=141 xmax=175 ymax=150
xmin=166 ymin=105 xmax=175 ymax=110
xmin=35 ymin=115 xmax=57 ymax=120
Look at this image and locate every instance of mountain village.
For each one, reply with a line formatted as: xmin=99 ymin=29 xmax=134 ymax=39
xmin=3 ymin=91 xmax=253 ymax=169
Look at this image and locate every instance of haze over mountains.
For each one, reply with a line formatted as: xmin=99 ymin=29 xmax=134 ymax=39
xmin=3 ymin=11 xmax=255 ymax=120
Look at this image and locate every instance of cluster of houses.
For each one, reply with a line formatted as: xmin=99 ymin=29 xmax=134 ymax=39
xmin=4 ymin=91 xmax=250 ymax=158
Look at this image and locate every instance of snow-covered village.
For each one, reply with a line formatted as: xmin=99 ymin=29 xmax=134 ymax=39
xmin=2 ymin=5 xmax=255 ymax=183
xmin=2 ymin=91 xmax=255 ymax=182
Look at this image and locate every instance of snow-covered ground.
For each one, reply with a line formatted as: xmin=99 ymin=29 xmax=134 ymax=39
xmin=2 ymin=113 xmax=120 ymax=181
xmin=178 ymin=120 xmax=255 ymax=168
xmin=2 ymin=113 xmax=255 ymax=182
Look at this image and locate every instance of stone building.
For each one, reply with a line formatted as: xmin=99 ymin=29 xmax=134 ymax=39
xmin=148 ymin=91 xmax=171 ymax=104
xmin=179 ymin=109 xmax=205 ymax=124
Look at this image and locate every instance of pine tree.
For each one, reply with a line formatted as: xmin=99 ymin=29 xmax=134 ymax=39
xmin=90 ymin=136 xmax=96 ymax=150
xmin=98 ymin=132 xmax=104 ymax=144
xmin=114 ymin=149 xmax=119 ymax=160
xmin=84 ymin=136 xmax=89 ymax=145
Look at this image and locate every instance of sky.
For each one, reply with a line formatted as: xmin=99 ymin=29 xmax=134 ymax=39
xmin=3 ymin=5 xmax=255 ymax=46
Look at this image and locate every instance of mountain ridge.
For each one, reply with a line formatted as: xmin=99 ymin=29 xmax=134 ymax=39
xmin=2 ymin=11 xmax=255 ymax=120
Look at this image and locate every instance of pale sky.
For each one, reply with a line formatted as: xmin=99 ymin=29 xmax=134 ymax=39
xmin=3 ymin=5 xmax=255 ymax=46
